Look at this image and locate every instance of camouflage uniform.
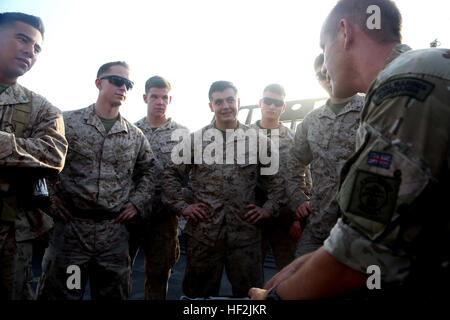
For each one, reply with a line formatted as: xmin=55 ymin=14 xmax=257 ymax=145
xmin=162 ymin=122 xmax=284 ymax=298
xmin=250 ymin=121 xmax=299 ymax=271
xmin=129 ymin=117 xmax=186 ymax=300
xmin=37 ymin=104 xmax=154 ymax=300
xmin=0 ymin=83 xmax=67 ymax=300
xmin=324 ymin=45 xmax=450 ymax=295
xmin=286 ymin=94 xmax=364 ymax=257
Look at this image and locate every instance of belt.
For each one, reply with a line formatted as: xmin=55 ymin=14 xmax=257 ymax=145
xmin=70 ymin=207 xmax=121 ymax=222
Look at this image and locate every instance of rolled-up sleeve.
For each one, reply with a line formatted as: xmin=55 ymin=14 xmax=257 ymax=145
xmin=324 ymin=218 xmax=411 ymax=282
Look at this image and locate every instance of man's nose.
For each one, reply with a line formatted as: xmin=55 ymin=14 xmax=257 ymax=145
xmin=321 ymin=63 xmax=328 ymax=79
xmin=22 ymin=43 xmax=36 ymax=59
xmin=119 ymin=83 xmax=128 ymax=92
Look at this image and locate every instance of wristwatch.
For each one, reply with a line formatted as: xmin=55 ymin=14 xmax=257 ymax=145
xmin=266 ymin=286 xmax=281 ymax=300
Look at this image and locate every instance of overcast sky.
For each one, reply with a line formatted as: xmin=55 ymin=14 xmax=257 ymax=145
xmin=1 ymin=0 xmax=449 ymax=131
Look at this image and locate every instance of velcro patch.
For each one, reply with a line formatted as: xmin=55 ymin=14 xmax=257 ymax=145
xmin=372 ymin=78 xmax=434 ymax=105
xmin=368 ymin=151 xmax=392 ymax=169
xmin=347 ymin=170 xmax=400 ymax=224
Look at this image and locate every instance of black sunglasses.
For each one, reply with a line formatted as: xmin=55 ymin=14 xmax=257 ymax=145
xmin=262 ymin=97 xmax=284 ymax=107
xmin=100 ymin=75 xmax=134 ymax=90
xmin=316 ymin=71 xmax=327 ymax=81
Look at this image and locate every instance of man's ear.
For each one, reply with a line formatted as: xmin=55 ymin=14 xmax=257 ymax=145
xmin=143 ymin=93 xmax=148 ymax=103
xmin=339 ymin=18 xmax=353 ymax=50
xmin=237 ymin=98 xmax=241 ymax=109
xmin=258 ymin=99 xmax=263 ymax=108
xmin=209 ymin=102 xmax=214 ymax=112
xmin=281 ymin=104 xmax=287 ymax=114
xmin=95 ymin=78 xmax=102 ymax=90
xmin=169 ymin=96 xmax=173 ymax=104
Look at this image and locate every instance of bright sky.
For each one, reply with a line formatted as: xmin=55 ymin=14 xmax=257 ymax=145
xmin=1 ymin=0 xmax=449 ymax=131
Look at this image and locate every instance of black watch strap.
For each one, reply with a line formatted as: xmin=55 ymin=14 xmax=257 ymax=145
xmin=266 ymin=286 xmax=281 ymax=301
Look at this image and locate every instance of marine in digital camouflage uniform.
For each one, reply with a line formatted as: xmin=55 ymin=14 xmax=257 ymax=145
xmin=249 ymin=0 xmax=450 ymax=300
xmin=0 ymin=13 xmax=68 ymax=300
xmin=37 ymin=62 xmax=155 ymax=300
xmin=286 ymin=54 xmax=364 ymax=257
xmin=129 ymin=76 xmax=187 ymax=299
xmin=162 ymin=81 xmax=284 ymax=298
xmin=250 ymin=84 xmax=303 ymax=272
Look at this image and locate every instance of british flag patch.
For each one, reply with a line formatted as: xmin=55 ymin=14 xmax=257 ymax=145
xmin=367 ymin=151 xmax=392 ymax=169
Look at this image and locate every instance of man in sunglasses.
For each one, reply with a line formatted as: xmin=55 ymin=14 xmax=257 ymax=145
xmin=129 ymin=75 xmax=188 ymax=299
xmin=285 ymin=53 xmax=364 ymax=258
xmin=37 ymin=61 xmax=155 ymax=300
xmin=250 ymin=84 xmax=308 ymax=273
xmin=0 ymin=12 xmax=67 ymax=300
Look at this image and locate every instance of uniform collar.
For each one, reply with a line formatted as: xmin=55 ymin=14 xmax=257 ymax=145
xmin=383 ymin=43 xmax=412 ymax=68
xmin=319 ymin=95 xmax=363 ymax=119
xmin=210 ymin=120 xmax=246 ymax=131
xmin=83 ymin=104 xmax=128 ymax=135
xmin=253 ymin=120 xmax=290 ymax=137
xmin=136 ymin=117 xmax=175 ymax=133
xmin=0 ymin=82 xmax=30 ymax=106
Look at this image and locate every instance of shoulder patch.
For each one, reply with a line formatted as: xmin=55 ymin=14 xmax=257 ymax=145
xmin=372 ymin=77 xmax=434 ymax=105
xmin=368 ymin=151 xmax=392 ymax=169
xmin=347 ymin=170 xmax=400 ymax=224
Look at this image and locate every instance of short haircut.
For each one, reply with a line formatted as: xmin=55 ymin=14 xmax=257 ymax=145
xmin=97 ymin=61 xmax=130 ymax=78
xmin=314 ymin=53 xmax=324 ymax=70
xmin=145 ymin=75 xmax=171 ymax=94
xmin=0 ymin=12 xmax=45 ymax=38
xmin=263 ymin=83 xmax=286 ymax=98
xmin=325 ymin=0 xmax=402 ymax=43
xmin=208 ymin=81 xmax=238 ymax=102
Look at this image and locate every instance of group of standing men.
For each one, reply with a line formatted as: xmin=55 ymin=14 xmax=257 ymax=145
xmin=1 ymin=0 xmax=449 ymax=301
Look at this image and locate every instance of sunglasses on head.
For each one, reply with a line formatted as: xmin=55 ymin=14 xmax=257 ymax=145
xmin=316 ymin=71 xmax=327 ymax=81
xmin=100 ymin=75 xmax=134 ymax=90
xmin=262 ymin=97 xmax=284 ymax=107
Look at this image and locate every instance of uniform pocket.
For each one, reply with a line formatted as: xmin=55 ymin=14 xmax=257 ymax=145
xmin=69 ymin=140 xmax=95 ymax=159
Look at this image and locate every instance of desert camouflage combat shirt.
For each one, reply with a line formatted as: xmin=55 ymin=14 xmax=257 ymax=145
xmin=162 ymin=122 xmax=284 ymax=247
xmin=250 ymin=121 xmax=296 ymax=206
xmin=0 ymin=83 xmax=67 ymax=241
xmin=54 ymin=104 xmax=155 ymax=215
xmin=286 ymin=94 xmax=364 ymax=239
xmin=324 ymin=44 xmax=450 ymax=284
xmin=135 ymin=117 xmax=187 ymax=190
xmin=135 ymin=117 xmax=187 ymax=218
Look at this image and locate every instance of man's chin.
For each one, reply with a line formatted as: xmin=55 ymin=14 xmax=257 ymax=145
xmin=332 ymin=84 xmax=357 ymax=99
xmin=6 ymin=69 xmax=26 ymax=82
xmin=111 ymin=101 xmax=123 ymax=108
xmin=217 ymin=118 xmax=237 ymax=126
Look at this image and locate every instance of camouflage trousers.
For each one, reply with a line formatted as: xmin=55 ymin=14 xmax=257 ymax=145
xmin=183 ymin=232 xmax=263 ymax=298
xmin=129 ymin=211 xmax=180 ymax=300
xmin=0 ymin=222 xmax=34 ymax=300
xmin=36 ymin=219 xmax=131 ymax=300
xmin=261 ymin=207 xmax=299 ymax=273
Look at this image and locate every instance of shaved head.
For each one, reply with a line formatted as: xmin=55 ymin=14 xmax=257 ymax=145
xmin=323 ymin=0 xmax=402 ymax=44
